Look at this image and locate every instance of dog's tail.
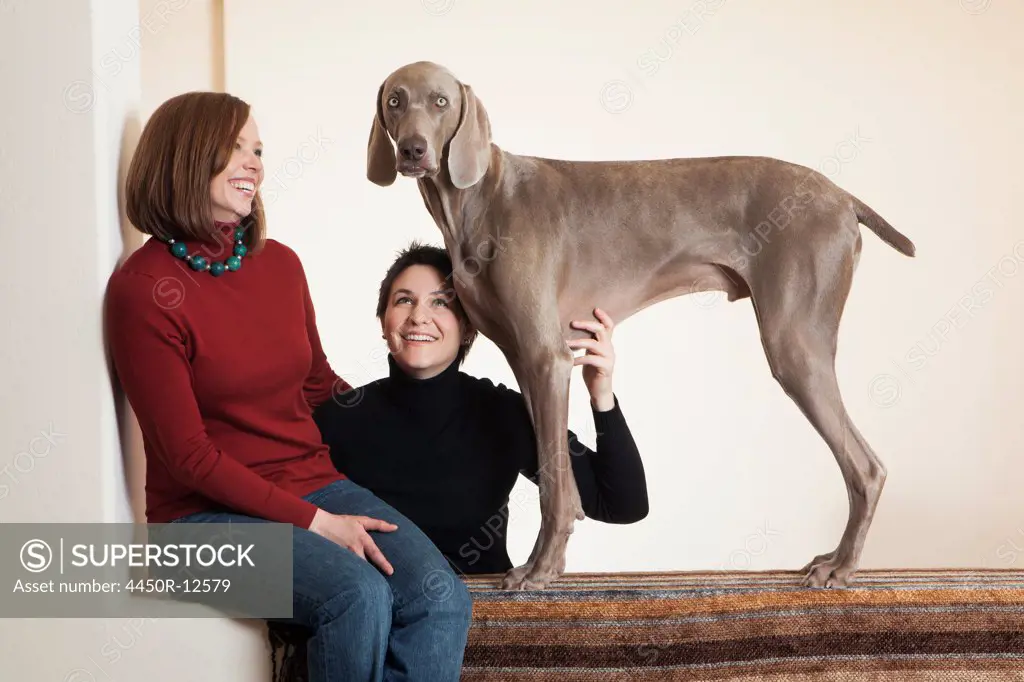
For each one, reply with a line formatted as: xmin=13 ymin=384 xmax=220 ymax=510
xmin=851 ymin=196 xmax=916 ymax=257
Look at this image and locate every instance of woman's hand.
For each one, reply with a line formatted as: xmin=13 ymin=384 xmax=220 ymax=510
xmin=308 ymin=509 xmax=398 ymax=575
xmin=566 ymin=307 xmax=617 ymax=412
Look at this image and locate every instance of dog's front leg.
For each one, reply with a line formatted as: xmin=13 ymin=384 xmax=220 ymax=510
xmin=500 ymin=336 xmax=583 ymax=590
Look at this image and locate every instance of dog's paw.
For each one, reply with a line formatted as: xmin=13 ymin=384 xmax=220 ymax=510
xmin=499 ymin=563 xmax=562 ymax=590
xmin=802 ymin=553 xmax=855 ymax=589
xmin=500 ymin=564 xmax=541 ymax=590
xmin=499 ymin=564 xmax=529 ymax=589
xmin=502 ymin=576 xmax=550 ymax=590
xmin=800 ymin=551 xmax=836 ymax=574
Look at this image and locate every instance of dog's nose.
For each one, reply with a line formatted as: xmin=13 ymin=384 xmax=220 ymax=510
xmin=399 ymin=135 xmax=428 ymax=162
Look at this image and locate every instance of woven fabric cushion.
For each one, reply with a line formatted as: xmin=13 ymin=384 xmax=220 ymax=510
xmin=270 ymin=569 xmax=1024 ymax=681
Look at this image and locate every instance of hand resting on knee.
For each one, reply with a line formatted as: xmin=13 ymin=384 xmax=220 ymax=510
xmin=308 ymin=509 xmax=398 ymax=575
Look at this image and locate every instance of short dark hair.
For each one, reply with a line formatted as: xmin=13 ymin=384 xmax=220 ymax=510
xmin=376 ymin=241 xmax=479 ymax=366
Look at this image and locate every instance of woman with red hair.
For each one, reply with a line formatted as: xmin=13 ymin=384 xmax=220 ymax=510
xmin=107 ymin=91 xmax=471 ymax=682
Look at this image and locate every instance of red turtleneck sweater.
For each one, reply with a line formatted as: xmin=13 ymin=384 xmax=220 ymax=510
xmin=106 ymin=225 xmax=348 ymax=528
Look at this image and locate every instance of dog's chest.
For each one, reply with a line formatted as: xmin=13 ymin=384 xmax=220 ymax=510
xmin=450 ymin=261 xmax=511 ymax=345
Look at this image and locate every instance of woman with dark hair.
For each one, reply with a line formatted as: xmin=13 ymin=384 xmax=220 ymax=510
xmin=106 ymin=93 xmax=471 ymax=682
xmin=314 ymin=241 xmax=649 ymax=578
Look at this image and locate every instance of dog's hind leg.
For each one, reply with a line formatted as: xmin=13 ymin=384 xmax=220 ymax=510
xmin=749 ymin=228 xmax=885 ymax=588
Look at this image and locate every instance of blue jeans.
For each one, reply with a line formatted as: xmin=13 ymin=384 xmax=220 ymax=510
xmin=174 ymin=478 xmax=473 ymax=682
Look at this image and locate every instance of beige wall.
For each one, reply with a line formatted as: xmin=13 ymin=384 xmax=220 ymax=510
xmin=1 ymin=1 xmax=271 ymax=679
xmin=1 ymin=0 xmax=1022 ymax=679
xmin=138 ymin=0 xmax=223 ymax=118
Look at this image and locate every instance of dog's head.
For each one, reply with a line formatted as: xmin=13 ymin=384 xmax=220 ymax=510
xmin=366 ymin=61 xmax=491 ymax=189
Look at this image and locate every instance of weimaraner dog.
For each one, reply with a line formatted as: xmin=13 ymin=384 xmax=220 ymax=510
xmin=365 ymin=61 xmax=915 ymax=590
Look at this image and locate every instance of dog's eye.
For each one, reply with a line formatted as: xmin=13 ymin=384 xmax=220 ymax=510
xmin=387 ymin=96 xmax=400 ymax=108
xmin=436 ymin=96 xmax=448 ymax=108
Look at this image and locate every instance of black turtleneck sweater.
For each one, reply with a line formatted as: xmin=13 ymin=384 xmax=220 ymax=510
xmin=312 ymin=354 xmax=649 ymax=576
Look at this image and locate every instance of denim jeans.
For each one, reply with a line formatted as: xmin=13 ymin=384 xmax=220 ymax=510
xmin=174 ymin=478 xmax=473 ymax=682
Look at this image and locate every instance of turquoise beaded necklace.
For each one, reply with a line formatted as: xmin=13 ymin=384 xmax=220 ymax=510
xmin=162 ymin=226 xmax=249 ymax=276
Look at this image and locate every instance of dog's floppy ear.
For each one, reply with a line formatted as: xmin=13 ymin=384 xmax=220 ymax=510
xmin=447 ymin=82 xmax=491 ymax=189
xmin=367 ymin=81 xmax=397 ymax=187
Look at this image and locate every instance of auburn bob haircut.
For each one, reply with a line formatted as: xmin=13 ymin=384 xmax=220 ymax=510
xmin=124 ymin=91 xmax=266 ymax=253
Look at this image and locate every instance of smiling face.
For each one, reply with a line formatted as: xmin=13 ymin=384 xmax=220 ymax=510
xmin=210 ymin=112 xmax=264 ymax=223
xmin=382 ymin=264 xmax=468 ymax=380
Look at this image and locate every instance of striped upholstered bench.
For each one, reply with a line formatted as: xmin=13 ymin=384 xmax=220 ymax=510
xmin=269 ymin=569 xmax=1024 ymax=681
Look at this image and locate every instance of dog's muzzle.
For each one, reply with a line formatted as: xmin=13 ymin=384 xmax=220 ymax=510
xmin=397 ymin=135 xmax=436 ymax=177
